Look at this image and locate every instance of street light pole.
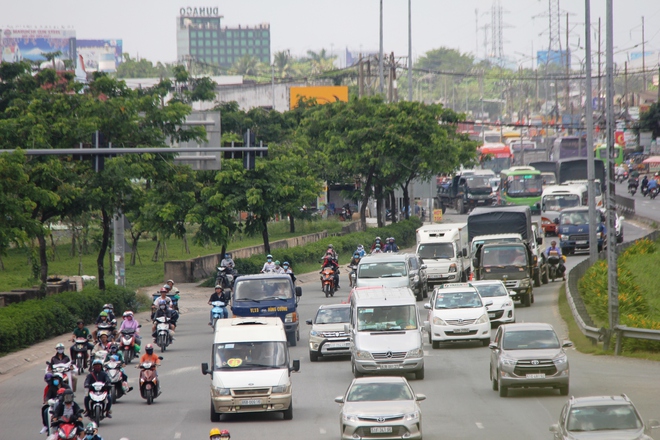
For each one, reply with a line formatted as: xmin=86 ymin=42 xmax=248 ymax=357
xmin=379 ymin=0 xmax=385 ymax=94
xmin=408 ymin=0 xmax=413 ymax=101
xmin=585 ymin=0 xmax=598 ymax=265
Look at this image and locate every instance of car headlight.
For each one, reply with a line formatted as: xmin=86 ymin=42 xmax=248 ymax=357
xmin=559 ymin=234 xmax=568 ymax=241
xmin=553 ymin=354 xmax=568 ymax=365
xmin=448 ymin=264 xmax=457 ymax=273
xmin=406 ymin=348 xmax=423 ymax=358
xmin=475 ymin=314 xmax=489 ymax=324
xmin=466 ymin=193 xmax=473 ymax=199
xmin=285 ymin=312 xmax=297 ymax=323
xmin=213 ymin=387 xmax=231 ymax=396
xmin=310 ymin=329 xmax=320 ymax=337
xmin=501 ymin=300 xmax=512 ymax=308
xmin=519 ymin=279 xmax=530 ymax=287
xmin=500 ymin=356 xmax=517 ymax=367
xmin=342 ymin=413 xmax=359 ymax=422
xmin=272 ymin=384 xmax=290 ymax=393
xmin=433 ymin=316 xmax=447 ymax=326
xmin=355 ymin=350 xmax=373 ymax=360
xmin=404 ymin=411 xmax=420 ymax=421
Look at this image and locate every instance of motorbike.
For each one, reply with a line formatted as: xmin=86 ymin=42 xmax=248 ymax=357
xmin=339 ymin=206 xmax=352 ymax=222
xmin=51 ymin=409 xmax=84 ymax=440
xmin=49 ymin=361 xmax=76 ymax=392
xmin=138 ymin=360 xmax=161 ymax=405
xmin=547 ymin=254 xmax=562 ymax=282
xmin=215 ymin=266 xmax=236 ymax=290
xmin=96 ymin=321 xmax=115 ymax=342
xmin=320 ymin=267 xmax=336 ymax=298
xmin=42 ymin=397 xmax=58 ymax=437
xmin=155 ymin=316 xmax=172 ymax=352
xmin=72 ymin=337 xmax=91 ymax=374
xmin=347 ymin=264 xmax=358 ymax=287
xmin=119 ymin=328 xmax=139 ymax=364
xmin=628 ymin=178 xmax=639 ymax=196
xmin=210 ymin=300 xmax=227 ymax=330
xmin=641 ymin=185 xmax=649 ymax=197
xmin=87 ymin=381 xmax=109 ymax=426
xmin=104 ymin=359 xmax=125 ymax=404
xmin=651 ymin=187 xmax=660 ymax=200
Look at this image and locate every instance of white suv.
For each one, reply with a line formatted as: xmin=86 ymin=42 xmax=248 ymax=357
xmin=424 ymin=283 xmax=492 ymax=349
xmin=470 ymin=280 xmax=515 ymax=325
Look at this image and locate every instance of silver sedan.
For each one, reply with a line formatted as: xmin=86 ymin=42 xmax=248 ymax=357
xmin=335 ymin=376 xmax=425 ymax=440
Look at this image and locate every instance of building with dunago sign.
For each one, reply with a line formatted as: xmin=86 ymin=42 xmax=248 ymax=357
xmin=176 ymin=6 xmax=270 ymax=69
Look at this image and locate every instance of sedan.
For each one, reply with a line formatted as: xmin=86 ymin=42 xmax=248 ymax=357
xmin=470 ymin=280 xmax=515 ymax=325
xmin=335 ymin=376 xmax=425 ymax=440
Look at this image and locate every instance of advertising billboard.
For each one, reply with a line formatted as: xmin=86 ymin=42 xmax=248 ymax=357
xmin=77 ymin=39 xmax=123 ymax=72
xmin=289 ymin=86 xmax=349 ymax=110
xmin=1 ymin=28 xmax=76 ymax=63
xmin=537 ymin=50 xmax=569 ymax=68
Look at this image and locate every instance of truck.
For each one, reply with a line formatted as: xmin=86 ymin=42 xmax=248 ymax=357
xmin=231 ymin=274 xmax=303 ymax=346
xmin=556 ymin=158 xmax=605 ymax=190
xmin=556 ymin=207 xmax=606 ymax=255
xmin=415 ymin=223 xmax=470 ymax=286
xmin=437 ymin=170 xmax=496 ymax=214
xmin=467 ymin=206 xmax=548 ymax=289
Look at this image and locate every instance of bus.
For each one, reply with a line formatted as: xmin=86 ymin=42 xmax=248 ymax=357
xmin=483 ymin=130 xmax=502 ymax=143
xmin=594 ymin=144 xmax=624 ymax=166
xmin=499 ymin=166 xmax=543 ymax=214
xmin=552 ymin=136 xmax=587 ymax=160
xmin=479 ymin=143 xmax=513 ymax=174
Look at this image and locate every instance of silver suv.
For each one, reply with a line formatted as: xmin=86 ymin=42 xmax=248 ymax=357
xmin=489 ymin=322 xmax=571 ymax=397
xmin=550 ymin=394 xmax=660 ymax=439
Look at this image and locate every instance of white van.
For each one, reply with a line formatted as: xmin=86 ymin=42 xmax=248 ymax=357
xmin=415 ymin=223 xmax=470 ymax=285
xmin=354 ymin=253 xmax=427 ymax=300
xmin=201 ymin=317 xmax=300 ymax=421
xmin=349 ymin=286 xmax=424 ymax=380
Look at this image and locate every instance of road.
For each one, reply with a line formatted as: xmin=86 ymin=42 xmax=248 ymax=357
xmin=615 ymin=180 xmax=660 ymax=221
xmin=1 ymin=215 xmax=659 ymax=440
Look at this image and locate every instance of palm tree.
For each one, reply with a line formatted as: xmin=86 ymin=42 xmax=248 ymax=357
xmin=305 ymin=49 xmax=336 ymax=75
xmin=231 ymin=56 xmax=263 ymax=77
xmin=273 ymin=50 xmax=291 ymax=77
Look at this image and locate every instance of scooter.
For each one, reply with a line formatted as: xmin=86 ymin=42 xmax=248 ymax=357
xmin=72 ymin=337 xmax=91 ymax=373
xmin=104 ymin=358 xmax=125 ymax=404
xmin=210 ymin=301 xmax=227 ymax=331
xmin=42 ymin=397 xmax=58 ymax=437
xmin=119 ymin=328 xmax=139 ymax=364
xmin=651 ymin=187 xmax=660 ymax=200
xmin=628 ymin=178 xmax=639 ymax=196
xmin=320 ymin=267 xmax=336 ymax=298
xmin=87 ymin=381 xmax=109 ymax=426
xmin=547 ymin=255 xmax=562 ymax=282
xmin=347 ymin=264 xmax=358 ymax=287
xmin=49 ymin=361 xmax=77 ymax=392
xmin=138 ymin=360 xmax=162 ymax=405
xmin=215 ymin=266 xmax=236 ymax=290
xmin=155 ymin=316 xmax=172 ymax=352
xmin=51 ymin=409 xmax=84 ymax=440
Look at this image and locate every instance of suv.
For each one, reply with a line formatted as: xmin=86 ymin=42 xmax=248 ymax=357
xmin=489 ymin=322 xmax=572 ymax=397
xmin=306 ymin=304 xmax=351 ymax=362
xmin=549 ymin=394 xmax=660 ymax=439
xmin=355 ymin=253 xmax=428 ymax=301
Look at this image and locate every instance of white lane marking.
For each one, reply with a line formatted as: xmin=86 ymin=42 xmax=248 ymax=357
xmin=162 ymin=366 xmax=199 ymax=376
xmin=476 ymin=422 xmax=484 ymax=429
xmin=174 ymin=433 xmax=181 ymax=439
xmin=319 ymin=428 xmax=327 ymax=434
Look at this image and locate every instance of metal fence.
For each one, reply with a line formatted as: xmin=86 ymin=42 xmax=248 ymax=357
xmin=614 ymin=194 xmax=635 ymax=216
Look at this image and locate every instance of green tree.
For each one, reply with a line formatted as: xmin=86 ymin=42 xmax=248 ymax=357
xmin=231 ymin=56 xmax=264 ymax=77
xmin=638 ymin=101 xmax=660 ymax=139
xmin=116 ymin=53 xmax=174 ymax=79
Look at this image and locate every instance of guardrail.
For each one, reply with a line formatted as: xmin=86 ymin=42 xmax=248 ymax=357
xmin=614 ymin=194 xmax=635 ymax=216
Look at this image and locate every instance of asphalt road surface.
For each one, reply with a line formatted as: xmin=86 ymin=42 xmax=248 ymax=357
xmin=0 ymin=215 xmax=659 ymax=440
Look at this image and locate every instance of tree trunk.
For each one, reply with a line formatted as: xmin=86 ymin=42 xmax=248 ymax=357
xmin=183 ymin=234 xmax=190 ymax=254
xmin=289 ymin=213 xmax=295 ymax=233
xmin=97 ymin=208 xmax=111 ymax=290
xmin=37 ymin=233 xmax=49 ymax=285
xmin=261 ymin=217 xmax=271 ymax=255
xmin=130 ymin=230 xmax=142 ymax=266
xmin=375 ymin=184 xmax=384 ymax=228
xmin=49 ymin=233 xmax=57 ymax=262
xmin=389 ymin=191 xmax=397 ymax=224
xmin=402 ymin=182 xmax=411 ymax=220
xmin=152 ymin=240 xmax=161 ymax=262
xmin=359 ymin=172 xmax=374 ymax=231
xmin=0 ymin=254 xmax=4 ymax=270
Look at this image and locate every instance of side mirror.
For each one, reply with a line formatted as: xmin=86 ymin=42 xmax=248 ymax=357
xmin=423 ymin=303 xmax=431 ymax=310
xmin=488 ymin=343 xmax=497 ymax=350
xmin=536 ymin=236 xmax=543 ymax=245
xmin=290 ymin=359 xmax=300 ymax=372
xmin=420 ymin=264 xmax=427 ymax=270
xmin=295 ymin=287 xmax=302 ymax=297
xmin=305 ymin=319 xmax=313 ymax=325
xmin=201 ymin=362 xmax=210 ymax=375
xmin=562 ymin=340 xmax=573 ymax=348
xmin=484 ymin=301 xmax=493 ymax=307
xmin=549 ymin=424 xmax=559 ymax=433
xmin=553 ymin=218 xmax=559 ymax=225
xmin=138 ymin=324 xmax=142 ymax=328
xmin=542 ymin=203 xmax=546 ymax=212
xmin=462 ymin=248 xmax=468 ymax=257
xmin=158 ymin=356 xmax=163 ymax=360
xmin=334 ymin=396 xmax=345 ymax=404
xmin=415 ymin=394 xmax=427 ymax=401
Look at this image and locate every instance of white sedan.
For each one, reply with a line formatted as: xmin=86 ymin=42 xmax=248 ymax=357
xmin=470 ymin=280 xmax=515 ymax=325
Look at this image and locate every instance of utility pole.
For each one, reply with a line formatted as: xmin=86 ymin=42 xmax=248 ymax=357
xmin=598 ymin=17 xmax=602 ymax=116
xmin=605 ymin=0 xmax=618 ymax=350
xmin=387 ymin=54 xmax=394 ymax=103
xmin=642 ymin=16 xmax=646 ymax=91
xmin=624 ymin=61 xmax=628 ymax=116
xmin=408 ymin=0 xmax=413 ymax=101
xmin=271 ymin=63 xmax=275 ymax=110
xmin=358 ymin=55 xmax=364 ymax=98
xmin=585 ymin=0 xmax=598 ymax=265
xmin=379 ymin=0 xmax=385 ymax=94
xmin=565 ymin=12 xmax=570 ymax=127
xmin=113 ymin=211 xmax=126 ymax=287
xmin=366 ymin=59 xmax=371 ymax=96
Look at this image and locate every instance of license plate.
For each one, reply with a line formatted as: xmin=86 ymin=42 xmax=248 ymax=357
xmin=240 ymin=399 xmax=262 ymax=405
xmin=371 ymin=427 xmax=393 ymax=434
xmin=328 ymin=342 xmax=350 ymax=348
xmin=526 ymin=373 xmax=546 ymax=379
xmin=488 ymin=313 xmax=496 ymax=318
xmin=380 ymin=364 xmax=400 ymax=369
xmin=453 ymin=328 xmax=470 ymax=333
xmin=429 ymin=274 xmax=441 ymax=279
xmin=576 ymin=240 xmax=588 ymax=245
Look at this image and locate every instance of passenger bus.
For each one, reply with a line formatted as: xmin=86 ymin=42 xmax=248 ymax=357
xmin=483 ymin=130 xmax=502 ymax=144
xmin=479 ymin=143 xmax=513 ymax=174
xmin=594 ymin=144 xmax=624 ymax=166
xmin=552 ymin=136 xmax=587 ymax=160
xmin=499 ymin=166 xmax=543 ymax=214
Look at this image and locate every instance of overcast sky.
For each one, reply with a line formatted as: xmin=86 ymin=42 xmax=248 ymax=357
xmin=5 ymin=0 xmax=660 ymax=68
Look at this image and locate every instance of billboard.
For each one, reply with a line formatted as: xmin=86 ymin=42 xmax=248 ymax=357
xmin=1 ymin=28 xmax=76 ymax=63
xmin=537 ymin=50 xmax=570 ymax=68
xmin=77 ymin=39 xmax=123 ymax=72
xmin=289 ymin=86 xmax=349 ymax=110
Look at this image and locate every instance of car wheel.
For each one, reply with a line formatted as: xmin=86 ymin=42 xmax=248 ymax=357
xmin=432 ymin=341 xmax=440 ymax=349
xmin=415 ymin=368 xmax=425 ymax=380
xmin=352 ymin=362 xmax=363 ymax=378
xmin=309 ymin=350 xmax=319 ymax=362
xmin=287 ymin=331 xmax=297 ymax=347
xmin=541 ymin=267 xmax=549 ymax=284
xmin=534 ymin=268 xmax=541 ymax=287
xmin=481 ymin=339 xmax=490 ymax=347
xmin=559 ymin=384 xmax=569 ymax=396
xmin=491 ymin=367 xmax=498 ymax=391
xmin=423 ymin=283 xmax=429 ymax=298
xmin=522 ymin=292 xmax=531 ymax=307
xmin=210 ymin=401 xmax=221 ymax=422
xmin=498 ymin=377 xmax=508 ymax=397
xmin=457 ymin=199 xmax=464 ymax=215
xmin=282 ymin=402 xmax=293 ymax=420
xmin=531 ymin=292 xmax=535 ymax=304
xmin=428 ymin=330 xmax=432 ymax=344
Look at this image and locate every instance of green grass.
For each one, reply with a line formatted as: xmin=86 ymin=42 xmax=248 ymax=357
xmin=0 ymin=219 xmax=344 ymax=292
xmin=557 ymin=285 xmax=603 ymax=355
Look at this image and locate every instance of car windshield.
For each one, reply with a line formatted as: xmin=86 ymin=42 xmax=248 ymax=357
xmin=233 ymin=279 xmax=292 ymax=301
xmin=559 ymin=211 xmax=589 ymax=225
xmin=434 ymin=290 xmax=483 ymax=309
xmin=214 ymin=341 xmax=287 ymax=370
xmin=357 ymin=305 xmax=417 ymax=331
xmin=315 ymin=307 xmax=350 ymax=324
xmin=417 ymin=243 xmax=454 ymax=259
xmin=542 ymin=173 xmax=557 ymax=185
xmin=346 ymin=382 xmax=413 ymax=402
xmin=502 ymin=329 xmax=560 ymax=350
xmin=543 ymin=194 xmax=580 ymax=211
xmin=567 ymin=404 xmax=642 ymax=432
xmin=471 ymin=238 xmax=520 ymax=256
xmin=357 ymin=262 xmax=408 ymax=278
xmin=481 ymin=246 xmax=528 ymax=267
xmin=473 ymin=284 xmax=508 ymax=298
xmin=466 ymin=176 xmax=491 ymax=187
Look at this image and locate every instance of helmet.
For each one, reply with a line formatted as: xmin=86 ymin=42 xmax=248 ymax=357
xmin=166 ymin=279 xmax=174 ymax=284
xmin=357 ymin=244 xmax=364 ymax=249
xmin=210 ymin=428 xmax=221 ymax=437
xmin=57 ymin=387 xmax=67 ymax=396
xmin=267 ymin=254 xmax=273 ymax=259
xmin=99 ymin=311 xmax=108 ymax=317
xmin=160 ymin=288 xmax=168 ymax=294
xmin=123 ymin=311 xmax=133 ymax=318
xmin=77 ymin=319 xmax=84 ymax=325
xmin=215 ymin=284 xmax=222 ymax=289
xmin=375 ymin=236 xmax=381 ymax=241
xmin=163 ymin=284 xmax=171 ymax=290
xmin=63 ymin=389 xmax=74 ymax=404
xmin=55 ymin=342 xmax=65 ymax=351
xmin=225 ymin=253 xmax=230 ymax=258
xmin=283 ymin=261 xmax=289 ymax=267
xmin=145 ymin=344 xmax=154 ymax=354
xmin=44 ymin=372 xmax=53 ymax=382
xmin=92 ymin=359 xmax=103 ymax=368
xmin=220 ymin=430 xmax=230 ymax=438
xmin=328 ymin=244 xmax=334 ymax=249
xmin=110 ymin=344 xmax=118 ymax=353
xmin=85 ymin=423 xmax=97 ymax=435
xmin=274 ymin=260 xmax=280 ymax=266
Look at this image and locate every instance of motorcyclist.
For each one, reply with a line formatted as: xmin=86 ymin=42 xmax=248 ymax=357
xmin=41 ymin=373 xmax=70 ymax=433
xmin=371 ymin=243 xmax=383 ymax=254
xmin=103 ymin=344 xmax=132 ymax=390
xmin=641 ymin=175 xmax=649 ymax=193
xmin=281 ymin=261 xmax=296 ymax=283
xmin=220 ymin=254 xmax=235 ymax=273
xmin=320 ymin=252 xmax=340 ymax=289
xmin=152 ymin=288 xmax=178 ymax=329
xmin=70 ymin=320 xmax=94 ymax=364
xmin=139 ymin=344 xmax=161 ymax=394
xmin=545 ymin=240 xmax=566 ymax=280
xmin=119 ymin=311 xmax=141 ymax=353
xmin=273 ymin=260 xmax=283 ymax=274
xmin=152 ymin=299 xmax=175 ymax=340
xmin=324 ymin=244 xmax=338 ymax=260
xmin=51 ymin=389 xmax=84 ymax=432
xmin=84 ymin=359 xmax=112 ymax=418
xmin=370 ymin=236 xmax=383 ymax=252
xmin=92 ymin=334 xmax=110 ymax=357
xmin=96 ymin=304 xmax=116 ymax=324
xmin=94 ymin=312 xmax=114 ymax=342
xmin=261 ymin=254 xmax=276 ymax=273
xmin=50 ymin=342 xmax=72 ymax=368
xmin=208 ymin=285 xmax=230 ymax=325
xmin=84 ymin=422 xmax=103 ymax=440
xmin=648 ymin=175 xmax=658 ymax=194
xmin=384 ymin=237 xmax=399 ymax=253
xmin=356 ymin=244 xmax=366 ymax=257
xmin=348 ymin=252 xmax=361 ymax=287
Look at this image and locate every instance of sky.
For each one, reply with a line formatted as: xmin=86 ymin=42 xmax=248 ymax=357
xmin=4 ymin=0 xmax=660 ymax=69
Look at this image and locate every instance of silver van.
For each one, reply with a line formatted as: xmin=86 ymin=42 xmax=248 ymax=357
xmin=355 ymin=253 xmax=427 ymax=300
xmin=348 ymin=286 xmax=424 ymax=380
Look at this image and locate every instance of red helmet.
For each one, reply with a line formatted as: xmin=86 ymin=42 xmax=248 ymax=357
xmin=160 ymin=288 xmax=168 ymax=294
xmin=57 ymin=388 xmax=67 ymax=395
xmin=220 ymin=430 xmax=230 ymax=438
